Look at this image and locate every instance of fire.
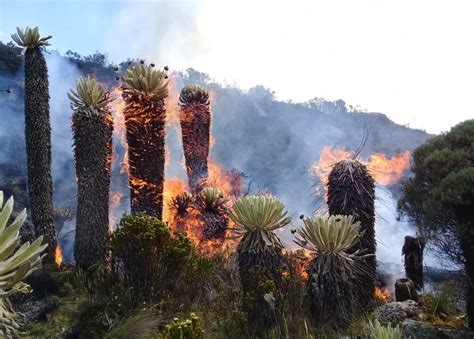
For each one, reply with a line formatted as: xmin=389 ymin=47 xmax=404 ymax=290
xmin=164 ymin=76 xmax=180 ymax=125
xmin=163 ymin=178 xmax=188 ymax=223
xmin=109 ymin=87 xmax=129 ymax=230
xmin=55 ymin=245 xmax=63 ymax=267
xmin=108 ymin=77 xmax=240 ymax=257
xmin=208 ymin=160 xmax=233 ymax=197
xmin=368 ymin=151 xmax=410 ymax=185
xmin=311 ymin=146 xmax=411 ymax=191
xmin=375 ymin=287 xmax=393 ymax=303
xmin=283 ymin=249 xmax=311 ymax=282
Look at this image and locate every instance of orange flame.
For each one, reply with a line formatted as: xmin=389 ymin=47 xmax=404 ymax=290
xmin=109 ymin=87 xmax=128 ymax=230
xmin=55 ymin=245 xmax=63 ymax=267
xmin=283 ymin=249 xmax=311 ymax=282
xmin=311 ymin=146 xmax=411 ymax=193
xmin=368 ymin=151 xmax=411 ymax=185
xmin=163 ymin=178 xmax=188 ymax=223
xmin=375 ymin=287 xmax=393 ymax=303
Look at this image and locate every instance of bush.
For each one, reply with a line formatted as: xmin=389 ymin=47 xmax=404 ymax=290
xmin=159 ymin=313 xmax=204 ymax=339
xmin=110 ymin=214 xmax=192 ymax=299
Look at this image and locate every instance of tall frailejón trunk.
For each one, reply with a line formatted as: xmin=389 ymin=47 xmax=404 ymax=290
xmin=123 ymin=94 xmax=166 ymax=218
xmin=179 ymin=85 xmax=211 ymax=194
xmin=121 ymin=64 xmax=169 ymax=219
xmin=72 ymin=110 xmax=113 ymax=268
xmin=24 ymin=47 xmax=57 ymax=259
xmin=327 ymin=159 xmax=376 ymax=309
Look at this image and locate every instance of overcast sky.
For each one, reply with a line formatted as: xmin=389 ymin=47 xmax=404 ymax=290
xmin=1 ymin=0 xmax=473 ymax=134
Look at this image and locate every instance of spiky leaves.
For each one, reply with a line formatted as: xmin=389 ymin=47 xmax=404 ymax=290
xmin=11 ymin=27 xmax=51 ymax=50
xmin=69 ymin=77 xmax=113 ymax=268
xmin=295 ymin=215 xmax=370 ymax=329
xmin=0 ymin=192 xmax=47 ymax=337
xmin=327 ymin=159 xmax=376 ymax=309
xmin=122 ymin=64 xmax=168 ymax=99
xmin=12 ymin=27 xmax=57 ymax=260
xmin=179 ymin=85 xmax=211 ymax=193
xmin=195 ymin=188 xmax=228 ymax=240
xmin=68 ymin=76 xmax=109 ymax=116
xmin=170 ymin=192 xmax=193 ymax=232
xmin=295 ymin=215 xmax=361 ymax=253
xmin=229 ymin=195 xmax=291 ymax=336
xmin=122 ymin=64 xmax=169 ymax=218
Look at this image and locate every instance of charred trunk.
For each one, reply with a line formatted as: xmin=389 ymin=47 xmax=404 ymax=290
xmin=201 ymin=211 xmax=228 ymax=240
xmin=307 ymin=257 xmax=355 ymax=330
xmin=395 ymin=278 xmax=417 ymax=302
xmin=327 ymin=159 xmax=376 ymax=309
xmin=179 ymin=91 xmax=211 ymax=194
xmin=123 ymin=93 xmax=166 ymax=218
xmin=402 ymin=235 xmax=426 ymax=289
xmin=24 ymin=47 xmax=57 ymax=259
xmin=72 ymin=111 xmax=113 ymax=268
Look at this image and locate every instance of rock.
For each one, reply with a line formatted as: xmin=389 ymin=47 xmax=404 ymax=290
xmin=375 ymin=300 xmax=419 ymax=325
xmin=16 ymin=299 xmax=56 ymax=322
xmin=402 ymin=319 xmax=474 ymax=339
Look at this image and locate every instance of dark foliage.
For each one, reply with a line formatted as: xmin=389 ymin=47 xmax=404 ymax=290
xmin=327 ymin=159 xmax=376 ymax=309
xmin=238 ymin=245 xmax=284 ymax=337
xmin=122 ymin=92 xmax=167 ymax=218
xmin=307 ymin=258 xmax=355 ymax=329
xmin=179 ymin=85 xmax=211 ymax=194
xmin=170 ymin=192 xmax=193 ymax=232
xmin=72 ymin=108 xmax=113 ymax=268
xmin=24 ymin=46 xmax=57 ymax=259
xmin=194 ymin=189 xmax=229 ymax=240
xmin=402 ymin=235 xmax=426 ymax=289
xmin=0 ymin=41 xmax=22 ymax=74
xmin=110 ymin=214 xmax=193 ymax=299
xmin=398 ymin=120 xmax=474 ymax=328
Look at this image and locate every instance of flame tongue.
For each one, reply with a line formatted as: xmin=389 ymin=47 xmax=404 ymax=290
xmin=375 ymin=287 xmax=393 ymax=302
xmin=312 ymin=146 xmax=411 ymax=189
xmin=55 ymin=245 xmax=63 ymax=267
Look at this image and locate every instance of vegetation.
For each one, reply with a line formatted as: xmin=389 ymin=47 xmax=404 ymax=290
xmin=170 ymin=192 xmax=194 ymax=232
xmin=0 ymin=191 xmax=47 ymax=337
xmin=327 ymin=159 xmax=376 ymax=309
xmin=398 ymin=119 xmax=474 ymax=328
xmin=179 ymin=85 xmax=211 ymax=193
xmin=122 ymin=63 xmax=169 ymax=218
xmin=10 ymin=27 xmax=57 ymax=260
xmin=195 ymin=187 xmax=229 ymax=240
xmin=159 ymin=313 xmax=204 ymax=339
xmin=295 ymin=215 xmax=371 ymax=330
xmin=69 ymin=76 xmax=113 ymax=268
xmin=110 ymin=214 xmax=192 ymax=299
xmin=363 ymin=319 xmax=403 ymax=339
xmin=1 ymin=31 xmax=471 ymax=339
xmin=229 ymin=195 xmax=291 ymax=337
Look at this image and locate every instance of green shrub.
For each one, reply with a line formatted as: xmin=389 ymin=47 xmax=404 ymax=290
xmin=159 ymin=313 xmax=204 ymax=339
xmin=421 ymin=280 xmax=463 ymax=317
xmin=110 ymin=214 xmax=192 ymax=299
xmin=104 ymin=310 xmax=162 ymax=339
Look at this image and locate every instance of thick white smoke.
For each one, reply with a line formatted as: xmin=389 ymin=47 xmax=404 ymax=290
xmin=46 ymin=52 xmax=81 ymax=261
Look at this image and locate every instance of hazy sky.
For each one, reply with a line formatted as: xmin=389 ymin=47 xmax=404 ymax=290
xmin=1 ymin=0 xmax=473 ymax=134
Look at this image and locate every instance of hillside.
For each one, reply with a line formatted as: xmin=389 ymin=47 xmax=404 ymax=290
xmin=0 ymin=41 xmax=431 ymax=212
